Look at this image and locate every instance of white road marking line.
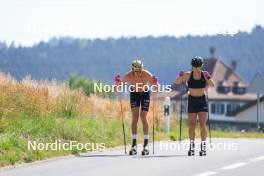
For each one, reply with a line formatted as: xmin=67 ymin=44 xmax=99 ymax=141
xmin=221 ymin=162 xmax=248 ymax=170
xmin=194 ymin=171 xmax=218 ymax=176
xmin=249 ymin=155 xmax=264 ymax=162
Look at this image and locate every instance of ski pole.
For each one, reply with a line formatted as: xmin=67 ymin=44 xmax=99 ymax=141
xmin=178 ymin=71 xmax=185 ymax=143
xmin=179 ymin=83 xmax=183 ymax=143
xmin=152 ymin=92 xmax=155 ymax=154
xmin=115 ymin=74 xmax=127 ymax=154
xmin=206 ymin=88 xmax=212 ymax=146
xmin=119 ymin=94 xmax=127 ymax=154
xmin=152 ymin=76 xmax=158 ymax=154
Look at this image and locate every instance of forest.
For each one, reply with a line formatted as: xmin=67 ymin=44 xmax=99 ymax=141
xmin=0 ymin=25 xmax=263 ymax=84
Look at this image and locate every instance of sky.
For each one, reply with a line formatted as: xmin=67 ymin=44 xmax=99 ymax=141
xmin=0 ymin=0 xmax=263 ymax=46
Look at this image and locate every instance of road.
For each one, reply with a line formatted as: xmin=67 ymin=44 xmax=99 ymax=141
xmin=1 ymin=138 xmax=264 ymax=176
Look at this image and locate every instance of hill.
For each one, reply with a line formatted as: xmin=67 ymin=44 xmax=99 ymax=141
xmin=0 ymin=25 xmax=263 ymax=84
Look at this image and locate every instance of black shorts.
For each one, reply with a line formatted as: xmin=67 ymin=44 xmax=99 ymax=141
xmin=188 ymin=95 xmax=208 ymax=113
xmin=130 ymin=91 xmax=150 ymax=111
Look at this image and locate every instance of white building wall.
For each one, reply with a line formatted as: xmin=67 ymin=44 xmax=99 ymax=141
xmin=234 ymin=101 xmax=264 ymax=123
xmin=208 ymin=101 xmax=247 ymax=122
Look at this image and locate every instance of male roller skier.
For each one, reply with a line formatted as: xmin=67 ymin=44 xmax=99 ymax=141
xmin=115 ymin=60 xmax=158 ymax=155
xmin=176 ymin=56 xmax=214 ymax=156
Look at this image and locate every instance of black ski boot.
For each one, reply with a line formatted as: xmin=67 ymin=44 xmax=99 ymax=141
xmin=142 ymin=138 xmax=149 ymax=156
xmin=199 ymin=150 xmax=206 ymax=156
xmin=188 ymin=143 xmax=195 ymax=156
xmin=188 ymin=149 xmax=195 ymax=156
xmin=199 ymin=142 xmax=206 ymax=156
xmin=141 ymin=147 xmax=149 ymax=156
xmin=129 ymin=146 xmax=137 ymax=155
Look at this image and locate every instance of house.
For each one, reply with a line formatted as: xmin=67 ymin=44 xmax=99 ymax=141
xmin=170 ymin=56 xmax=258 ymax=130
xmin=228 ymin=96 xmax=264 ymax=125
xmin=226 ymin=73 xmax=264 ymax=129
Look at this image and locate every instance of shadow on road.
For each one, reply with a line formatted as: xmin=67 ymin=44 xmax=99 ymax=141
xmin=78 ymin=154 xmax=187 ymax=158
xmin=132 ymin=154 xmax=187 ymax=158
xmin=78 ymin=154 xmax=127 ymax=157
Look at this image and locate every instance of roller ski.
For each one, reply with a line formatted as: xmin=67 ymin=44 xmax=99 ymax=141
xmin=141 ymin=147 xmax=150 ymax=156
xmin=129 ymin=146 xmax=137 ymax=155
xmin=188 ymin=149 xmax=195 ymax=156
xmin=188 ymin=142 xmax=195 ymax=156
xmin=199 ymin=150 xmax=206 ymax=156
xmin=199 ymin=142 xmax=206 ymax=156
xmin=141 ymin=137 xmax=150 ymax=155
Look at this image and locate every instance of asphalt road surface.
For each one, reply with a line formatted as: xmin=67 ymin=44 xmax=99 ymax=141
xmin=1 ymin=138 xmax=264 ymax=176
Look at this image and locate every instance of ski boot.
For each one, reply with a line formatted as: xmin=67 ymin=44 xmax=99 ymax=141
xmin=129 ymin=146 xmax=137 ymax=155
xmin=188 ymin=143 xmax=195 ymax=156
xmin=199 ymin=150 xmax=206 ymax=156
xmin=141 ymin=147 xmax=149 ymax=156
xmin=188 ymin=149 xmax=195 ymax=156
xmin=199 ymin=142 xmax=206 ymax=156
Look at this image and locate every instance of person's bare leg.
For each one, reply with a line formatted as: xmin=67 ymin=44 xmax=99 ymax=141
xmin=140 ymin=110 xmax=149 ymax=150
xmin=188 ymin=113 xmax=197 ymax=140
xmin=188 ymin=113 xmax=197 ymax=155
xmin=198 ymin=112 xmax=208 ymax=154
xmin=140 ymin=110 xmax=148 ymax=135
xmin=198 ymin=112 xmax=208 ymax=141
xmin=131 ymin=107 xmax=139 ymax=148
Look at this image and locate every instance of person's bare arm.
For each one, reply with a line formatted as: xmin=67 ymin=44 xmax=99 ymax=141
xmin=176 ymin=71 xmax=189 ymax=84
xmin=114 ymin=72 xmax=129 ymax=92
xmin=175 ymin=76 xmax=183 ymax=84
xmin=122 ymin=73 xmax=129 ymax=83
xmin=144 ymin=70 xmax=160 ymax=92
xmin=144 ymin=70 xmax=153 ymax=85
xmin=203 ymin=71 xmax=215 ymax=87
xmin=206 ymin=79 xmax=215 ymax=87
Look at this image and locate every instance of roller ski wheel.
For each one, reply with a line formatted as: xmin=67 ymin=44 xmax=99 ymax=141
xmin=199 ymin=150 xmax=206 ymax=156
xmin=188 ymin=150 xmax=195 ymax=156
xmin=129 ymin=147 xmax=137 ymax=155
xmin=141 ymin=148 xmax=149 ymax=156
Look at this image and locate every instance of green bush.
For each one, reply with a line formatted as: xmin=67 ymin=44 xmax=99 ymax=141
xmin=68 ymin=74 xmax=115 ymax=99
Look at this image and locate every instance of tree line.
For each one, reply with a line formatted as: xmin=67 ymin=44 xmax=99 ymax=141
xmin=0 ymin=25 xmax=263 ymax=84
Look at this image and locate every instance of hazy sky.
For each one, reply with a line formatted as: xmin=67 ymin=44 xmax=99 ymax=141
xmin=0 ymin=0 xmax=263 ymax=46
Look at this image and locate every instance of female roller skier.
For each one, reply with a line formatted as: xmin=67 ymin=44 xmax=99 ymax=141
xmin=176 ymin=56 xmax=214 ymax=156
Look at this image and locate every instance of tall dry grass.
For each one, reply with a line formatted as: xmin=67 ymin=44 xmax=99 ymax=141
xmin=0 ymin=72 xmax=172 ymax=166
xmin=0 ymin=72 xmax=167 ymax=126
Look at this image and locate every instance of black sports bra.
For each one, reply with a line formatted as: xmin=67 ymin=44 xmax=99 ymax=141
xmin=187 ymin=71 xmax=206 ymax=89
